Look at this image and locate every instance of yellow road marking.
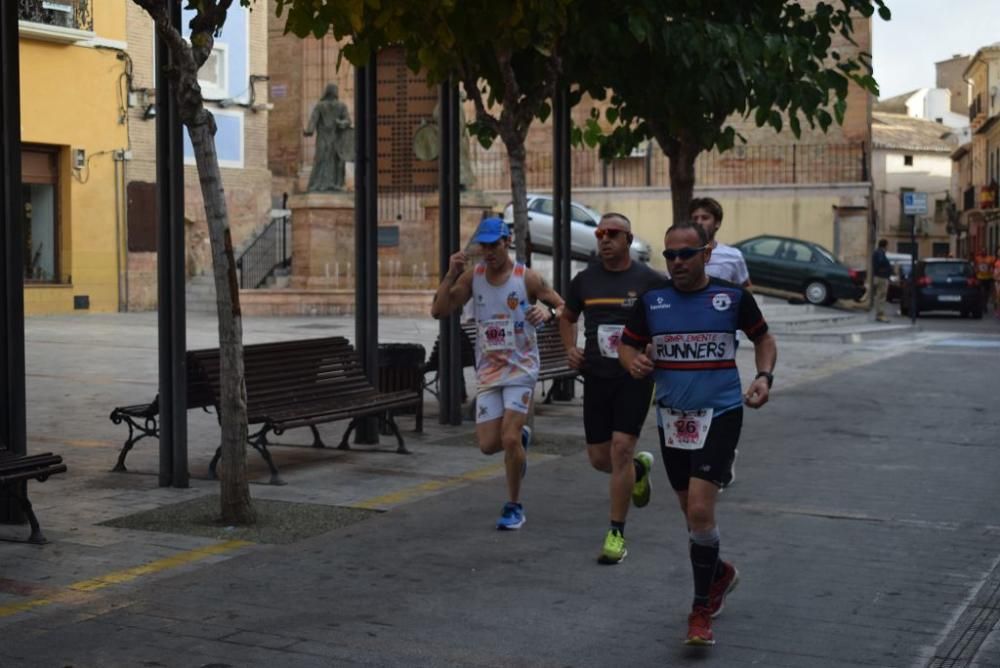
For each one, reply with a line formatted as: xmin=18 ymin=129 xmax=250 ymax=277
xmin=29 ymin=434 xmax=116 ymax=449
xmin=0 ymin=540 xmax=250 ymax=619
xmin=354 ymin=459 xmax=515 ymax=510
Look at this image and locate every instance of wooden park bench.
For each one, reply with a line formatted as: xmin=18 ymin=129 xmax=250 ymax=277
xmin=190 ymin=337 xmax=423 ymax=485
xmin=421 ymin=321 xmax=477 ymax=399
xmin=0 ymin=450 xmax=67 ymax=544
xmin=109 ymin=359 xmax=215 ymax=472
xmin=110 ymin=338 xmax=425 ymax=483
xmin=535 ymin=324 xmax=580 ymax=402
xmin=422 ymin=321 xmax=578 ymax=404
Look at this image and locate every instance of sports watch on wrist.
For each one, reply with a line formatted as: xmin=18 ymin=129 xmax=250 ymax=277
xmin=755 ymin=371 xmax=774 ymax=388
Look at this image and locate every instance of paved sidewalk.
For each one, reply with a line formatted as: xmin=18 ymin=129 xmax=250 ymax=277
xmin=1 ymin=306 xmax=996 ymax=666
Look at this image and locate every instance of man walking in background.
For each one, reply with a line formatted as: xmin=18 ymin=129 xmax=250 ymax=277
xmin=872 ymin=239 xmax=892 ymax=323
xmin=690 ymin=197 xmax=751 ymax=288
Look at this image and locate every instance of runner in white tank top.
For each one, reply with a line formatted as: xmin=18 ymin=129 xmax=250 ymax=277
xmin=431 ymin=217 xmax=565 ymax=530
xmin=472 ymin=261 xmax=541 ymax=389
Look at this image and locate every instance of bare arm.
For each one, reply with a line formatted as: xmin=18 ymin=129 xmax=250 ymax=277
xmin=430 ymin=251 xmax=473 ymax=319
xmin=524 ymin=269 xmax=566 ymax=327
xmin=559 ymin=308 xmax=584 ymax=369
xmin=743 ymin=332 xmax=777 ymax=408
xmin=618 ymin=341 xmax=654 ymax=379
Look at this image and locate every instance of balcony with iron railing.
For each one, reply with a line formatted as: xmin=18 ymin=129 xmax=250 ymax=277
xmin=18 ymin=0 xmax=94 ymax=43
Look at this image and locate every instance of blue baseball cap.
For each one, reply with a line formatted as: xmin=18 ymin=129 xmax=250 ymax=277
xmin=471 ymin=217 xmax=511 ymax=244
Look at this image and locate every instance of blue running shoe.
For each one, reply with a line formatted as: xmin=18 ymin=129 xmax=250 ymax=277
xmin=521 ymin=425 xmax=532 ymax=478
xmin=496 ymin=502 xmax=525 ymax=530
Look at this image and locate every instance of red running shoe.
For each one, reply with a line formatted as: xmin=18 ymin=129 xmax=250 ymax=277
xmin=685 ymin=606 xmax=715 ymax=646
xmin=708 ymin=561 xmax=740 ymax=618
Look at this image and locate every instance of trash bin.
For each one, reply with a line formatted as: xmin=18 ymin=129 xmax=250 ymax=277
xmin=378 ymin=343 xmax=426 ymax=433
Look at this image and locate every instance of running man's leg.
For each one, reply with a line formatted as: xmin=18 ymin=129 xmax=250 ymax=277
xmin=475 ymin=387 xmax=505 ymax=455
xmin=609 ymin=431 xmax=639 ymax=522
xmin=499 ymin=408 xmax=529 ymax=503
xmin=497 ymin=386 xmax=533 ymax=503
xmin=660 ymin=410 xmax=743 ymax=644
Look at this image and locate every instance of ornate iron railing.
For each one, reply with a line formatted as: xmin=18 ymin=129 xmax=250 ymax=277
xmin=18 ymin=0 xmax=93 ymax=32
xmin=237 ymin=213 xmax=292 ymax=290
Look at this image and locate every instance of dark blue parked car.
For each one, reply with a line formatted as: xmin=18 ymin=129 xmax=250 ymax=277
xmin=900 ymin=258 xmax=982 ymax=318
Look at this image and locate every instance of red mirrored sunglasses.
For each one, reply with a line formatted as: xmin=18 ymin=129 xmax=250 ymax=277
xmin=595 ymin=228 xmax=627 ymax=240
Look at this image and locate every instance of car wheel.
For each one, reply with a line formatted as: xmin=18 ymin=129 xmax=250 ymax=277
xmin=804 ymin=280 xmax=831 ymax=306
xmin=900 ymin=300 xmax=908 ymax=316
xmin=973 ymin=308 xmax=984 ymax=319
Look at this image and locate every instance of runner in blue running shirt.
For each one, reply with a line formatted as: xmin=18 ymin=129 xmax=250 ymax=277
xmin=619 ymin=221 xmax=777 ymax=648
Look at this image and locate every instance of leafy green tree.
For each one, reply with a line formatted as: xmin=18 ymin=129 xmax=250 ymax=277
xmin=133 ymin=0 xmax=255 ymax=524
xmin=278 ymin=0 xmax=572 ymax=262
xmin=569 ymin=0 xmax=891 ymax=223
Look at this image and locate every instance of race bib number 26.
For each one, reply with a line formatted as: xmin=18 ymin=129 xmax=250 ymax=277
xmin=658 ymin=406 xmax=714 ymax=450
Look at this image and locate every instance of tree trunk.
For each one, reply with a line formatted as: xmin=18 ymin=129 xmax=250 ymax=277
xmin=663 ymin=135 xmax=699 ymax=226
xmin=187 ymin=113 xmax=256 ymax=525
xmin=505 ymin=139 xmax=530 ymax=264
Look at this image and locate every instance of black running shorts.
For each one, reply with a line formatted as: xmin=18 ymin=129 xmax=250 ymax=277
xmin=659 ymin=407 xmax=743 ymax=491
xmin=582 ymin=373 xmax=654 ymax=444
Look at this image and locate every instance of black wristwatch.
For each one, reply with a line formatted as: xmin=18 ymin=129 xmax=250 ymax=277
xmin=755 ymin=371 xmax=774 ymax=388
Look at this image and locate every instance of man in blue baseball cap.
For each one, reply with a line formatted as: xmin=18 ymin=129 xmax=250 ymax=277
xmin=432 ymin=216 xmax=565 ymax=530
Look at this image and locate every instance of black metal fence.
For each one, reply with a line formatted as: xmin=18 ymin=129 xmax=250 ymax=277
xmin=237 ymin=214 xmax=291 ymax=289
xmin=470 ymin=142 xmax=867 ymax=192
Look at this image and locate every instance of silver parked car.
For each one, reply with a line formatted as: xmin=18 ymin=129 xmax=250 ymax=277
xmin=502 ymin=194 xmax=651 ymax=263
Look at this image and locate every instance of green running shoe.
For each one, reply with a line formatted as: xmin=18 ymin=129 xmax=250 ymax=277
xmin=632 ymin=451 xmax=654 ymax=508
xmin=598 ymin=528 xmax=628 ymax=564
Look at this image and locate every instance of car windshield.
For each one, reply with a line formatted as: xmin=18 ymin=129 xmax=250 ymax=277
xmin=924 ymin=262 xmax=972 ymax=279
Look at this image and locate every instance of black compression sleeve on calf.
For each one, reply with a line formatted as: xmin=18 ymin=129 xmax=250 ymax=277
xmin=690 ymin=529 xmax=721 ymax=607
xmin=634 ymin=459 xmax=644 ymax=481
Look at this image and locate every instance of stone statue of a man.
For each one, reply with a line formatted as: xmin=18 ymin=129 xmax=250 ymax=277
xmin=304 ymin=83 xmax=353 ymax=192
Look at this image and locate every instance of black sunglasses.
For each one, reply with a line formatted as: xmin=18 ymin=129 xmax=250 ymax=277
xmin=662 ymin=246 xmax=708 ymax=261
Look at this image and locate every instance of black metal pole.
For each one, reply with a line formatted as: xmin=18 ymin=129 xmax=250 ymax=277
xmin=551 ymin=84 xmax=574 ymax=401
xmin=156 ymin=0 xmax=188 ymax=487
xmin=1 ymin=0 xmax=27 ymax=523
xmin=438 ymin=81 xmax=462 ymax=425
xmin=354 ymin=62 xmax=379 ymax=442
xmin=552 ymin=89 xmax=566 ymax=295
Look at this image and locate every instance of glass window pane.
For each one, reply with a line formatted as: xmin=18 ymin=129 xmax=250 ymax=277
xmin=745 ymin=238 xmax=781 ymax=257
xmin=23 ymin=183 xmax=57 ymax=282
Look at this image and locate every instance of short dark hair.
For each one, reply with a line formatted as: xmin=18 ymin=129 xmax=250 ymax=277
xmin=666 ymin=221 xmax=710 ymax=246
xmin=689 ymin=197 xmax=723 ymax=223
xmin=878 ymin=238 xmax=888 ymax=248
xmin=600 ymin=212 xmax=632 ymax=228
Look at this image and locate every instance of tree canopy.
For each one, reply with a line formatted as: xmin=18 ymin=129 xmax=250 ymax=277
xmin=568 ymin=0 xmax=891 ymax=220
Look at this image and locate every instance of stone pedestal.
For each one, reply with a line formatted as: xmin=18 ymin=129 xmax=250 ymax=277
xmin=288 ymin=192 xmax=356 ymax=289
xmin=256 ymin=189 xmax=498 ymax=316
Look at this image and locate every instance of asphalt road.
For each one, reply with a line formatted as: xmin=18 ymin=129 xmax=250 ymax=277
xmin=2 ymin=317 xmax=1000 ymax=667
